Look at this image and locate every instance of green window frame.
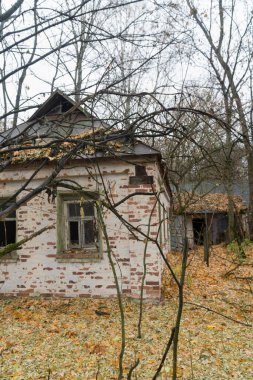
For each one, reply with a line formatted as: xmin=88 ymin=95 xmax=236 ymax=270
xmin=57 ymin=193 xmax=101 ymax=260
xmin=66 ymin=200 xmax=97 ymax=249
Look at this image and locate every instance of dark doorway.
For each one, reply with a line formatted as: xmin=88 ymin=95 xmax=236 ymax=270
xmin=192 ymin=218 xmax=206 ymax=245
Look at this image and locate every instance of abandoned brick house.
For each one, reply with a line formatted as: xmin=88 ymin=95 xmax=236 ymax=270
xmin=171 ymin=192 xmax=247 ymax=250
xmin=0 ymin=91 xmax=171 ymax=300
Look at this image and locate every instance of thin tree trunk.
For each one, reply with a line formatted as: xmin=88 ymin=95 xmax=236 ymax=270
xmin=247 ymin=150 xmax=253 ymax=240
xmin=98 ymin=205 xmax=126 ymax=380
xmin=172 ymin=236 xmax=188 ymax=380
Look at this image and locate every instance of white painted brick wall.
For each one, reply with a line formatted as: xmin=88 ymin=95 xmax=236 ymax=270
xmin=0 ymin=159 xmax=170 ymax=299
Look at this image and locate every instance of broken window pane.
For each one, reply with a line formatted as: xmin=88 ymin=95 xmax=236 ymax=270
xmin=69 ymin=221 xmax=79 ymax=245
xmin=0 ymin=221 xmax=16 ymax=247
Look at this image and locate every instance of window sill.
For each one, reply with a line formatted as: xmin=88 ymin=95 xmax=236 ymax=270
xmin=56 ymin=248 xmax=102 ymax=263
xmin=0 ymin=255 xmax=18 ymax=264
xmin=56 ymin=257 xmax=102 ymax=263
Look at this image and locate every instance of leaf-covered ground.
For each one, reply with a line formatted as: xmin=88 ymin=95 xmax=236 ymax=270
xmin=0 ymin=245 xmax=252 ymax=379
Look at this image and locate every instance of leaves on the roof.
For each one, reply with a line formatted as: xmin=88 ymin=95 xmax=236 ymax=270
xmin=1 ymin=127 xmax=123 ymax=163
xmin=173 ymin=192 xmax=247 ymax=214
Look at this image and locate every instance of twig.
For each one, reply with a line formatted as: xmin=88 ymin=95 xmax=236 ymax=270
xmin=185 ymin=301 xmax=252 ymax=327
xmin=152 ymin=327 xmax=175 ymax=380
xmin=229 ymin=287 xmax=253 ymax=294
xmin=0 ymin=224 xmax=54 ymax=257
xmin=222 ymin=263 xmax=241 ymax=277
xmin=127 ymin=358 xmax=140 ymax=380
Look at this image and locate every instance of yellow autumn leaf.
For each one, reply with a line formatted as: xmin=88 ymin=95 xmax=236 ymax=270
xmin=165 ymin=366 xmax=183 ymax=377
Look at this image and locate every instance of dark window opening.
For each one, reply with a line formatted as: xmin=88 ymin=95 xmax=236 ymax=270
xmin=135 ymin=165 xmax=147 ymax=176
xmin=129 ymin=165 xmax=153 ymax=185
xmin=0 ymin=221 xmax=16 ymax=247
xmin=62 ymin=100 xmax=73 ymax=113
xmin=0 ymin=200 xmax=16 ymax=249
xmin=69 ymin=221 xmax=79 ymax=245
xmin=47 ymin=104 xmax=62 ymax=115
xmin=47 ymin=100 xmax=72 ymax=116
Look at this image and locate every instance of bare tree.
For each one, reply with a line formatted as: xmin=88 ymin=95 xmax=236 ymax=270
xmin=1 ymin=2 xmax=252 ymax=379
xmin=0 ymin=0 xmax=149 ymax=124
xmin=181 ymin=0 xmax=253 ymax=238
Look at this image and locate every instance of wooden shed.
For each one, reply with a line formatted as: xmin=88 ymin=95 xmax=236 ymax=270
xmin=171 ymin=192 xmax=247 ymax=249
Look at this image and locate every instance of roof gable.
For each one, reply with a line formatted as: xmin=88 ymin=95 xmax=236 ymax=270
xmin=0 ymin=91 xmax=103 ymax=144
xmin=28 ymin=90 xmax=90 ymax=121
xmin=1 ymin=91 xmax=165 ymax=168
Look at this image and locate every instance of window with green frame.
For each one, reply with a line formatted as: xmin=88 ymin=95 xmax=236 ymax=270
xmin=66 ymin=200 xmax=96 ymax=248
xmin=57 ymin=194 xmax=101 ymax=259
